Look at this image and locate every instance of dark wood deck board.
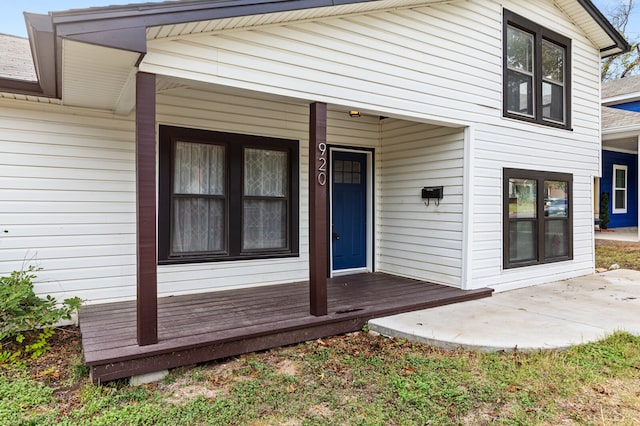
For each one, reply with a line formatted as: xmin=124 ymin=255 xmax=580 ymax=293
xmin=79 ymin=272 xmax=492 ymax=382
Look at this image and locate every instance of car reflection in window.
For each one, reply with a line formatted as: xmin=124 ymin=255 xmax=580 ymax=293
xmin=545 ymin=198 xmax=567 ymax=217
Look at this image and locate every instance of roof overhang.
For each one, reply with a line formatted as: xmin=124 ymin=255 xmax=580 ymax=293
xmin=571 ymin=0 xmax=629 ymax=57
xmin=49 ymin=0 xmax=631 ymax=55
xmin=0 ymin=0 xmax=631 ymax=108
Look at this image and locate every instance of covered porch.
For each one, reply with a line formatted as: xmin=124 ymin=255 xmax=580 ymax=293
xmin=50 ymin=4 xmax=489 ymax=382
xmin=598 ymin=106 xmax=640 ymax=238
xmin=79 ymin=272 xmax=492 ymax=383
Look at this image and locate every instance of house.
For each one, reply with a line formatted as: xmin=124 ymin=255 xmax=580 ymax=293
xmin=0 ymin=0 xmax=627 ymax=382
xmin=600 ymin=76 xmax=640 ymax=236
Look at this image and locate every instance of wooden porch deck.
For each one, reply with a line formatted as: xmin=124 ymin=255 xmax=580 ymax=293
xmin=79 ymin=273 xmax=493 ymax=383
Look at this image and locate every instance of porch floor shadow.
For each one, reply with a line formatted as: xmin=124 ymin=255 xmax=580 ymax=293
xmin=79 ymin=272 xmax=493 ymax=383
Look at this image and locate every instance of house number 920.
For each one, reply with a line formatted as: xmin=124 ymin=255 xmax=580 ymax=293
xmin=317 ymin=143 xmax=327 ymax=186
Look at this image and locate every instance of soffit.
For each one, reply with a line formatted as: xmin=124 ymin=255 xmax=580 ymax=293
xmin=602 ymin=137 xmax=639 ymax=152
xmin=141 ymin=0 xmax=626 ymax=55
xmin=554 ymin=0 xmax=626 ymax=56
xmin=62 ymin=39 xmax=140 ymax=110
xmin=145 ymin=0 xmax=451 ymax=39
xmin=602 ymin=106 xmax=640 ymax=152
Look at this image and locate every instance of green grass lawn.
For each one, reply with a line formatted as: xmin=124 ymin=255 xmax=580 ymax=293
xmin=595 ymin=239 xmax=640 ymax=270
xmin=2 ymin=241 xmax=639 ymax=425
xmin=2 ymin=330 xmax=640 ymax=425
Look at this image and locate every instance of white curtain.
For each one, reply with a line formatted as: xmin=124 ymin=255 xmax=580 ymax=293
xmin=243 ymin=148 xmax=288 ymax=250
xmin=172 ymin=141 xmax=225 ymax=253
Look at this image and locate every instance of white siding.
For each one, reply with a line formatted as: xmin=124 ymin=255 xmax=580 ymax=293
xmin=141 ymin=0 xmax=602 ymax=291
xmin=467 ymin=0 xmax=601 ymax=290
xmin=0 ymin=91 xmax=384 ymax=303
xmin=0 ymin=0 xmax=606 ymax=301
xmin=0 ymin=100 xmax=136 ymax=303
xmin=378 ymin=120 xmax=464 ymax=286
xmin=141 ymin=1 xmax=502 ymax=125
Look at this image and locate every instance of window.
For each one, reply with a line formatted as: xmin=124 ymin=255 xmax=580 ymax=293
xmin=504 ymin=168 xmax=572 ymax=268
xmin=612 ymin=164 xmax=628 ymax=214
xmin=504 ymin=9 xmax=571 ymax=129
xmin=159 ymin=125 xmax=299 ymax=263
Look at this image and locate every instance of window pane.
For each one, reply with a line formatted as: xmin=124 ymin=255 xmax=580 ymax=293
xmin=244 ymin=148 xmax=288 ymax=197
xmin=172 ymin=198 xmax=225 ymax=253
xmin=615 ymin=169 xmax=626 ymax=188
xmin=544 ymin=180 xmax=568 ymax=217
xmin=507 ymin=70 xmax=533 ymax=116
xmin=615 ymin=190 xmax=626 ymax=209
xmin=243 ymin=200 xmax=287 ymax=250
xmin=542 ymin=40 xmax=564 ymax=84
xmin=545 ymin=219 xmax=568 ymax=258
xmin=507 ymin=26 xmax=533 ymax=72
xmin=174 ymin=142 xmax=225 ymax=195
xmin=509 ymin=221 xmax=536 ymax=262
xmin=508 ymin=178 xmax=537 ymax=219
xmin=542 ymin=81 xmax=564 ymax=123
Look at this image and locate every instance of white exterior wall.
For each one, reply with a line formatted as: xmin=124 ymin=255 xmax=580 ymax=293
xmin=378 ymin=120 xmax=464 ymax=287
xmin=0 ymin=100 xmax=136 ymax=303
xmin=0 ymin=0 xmax=605 ymax=301
xmin=140 ymin=0 xmax=601 ymax=291
xmin=469 ymin=0 xmax=602 ymax=290
xmin=155 ymin=88 xmax=381 ymax=297
xmin=0 ymin=90 xmax=383 ymax=303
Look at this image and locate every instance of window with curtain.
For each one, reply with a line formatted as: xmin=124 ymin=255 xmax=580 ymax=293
xmin=504 ymin=168 xmax=572 ymax=268
xmin=158 ymin=125 xmax=299 ymax=263
xmin=504 ymin=9 xmax=571 ymax=129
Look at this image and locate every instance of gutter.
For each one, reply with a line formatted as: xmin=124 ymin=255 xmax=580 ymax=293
xmin=576 ymin=0 xmax=630 ymax=56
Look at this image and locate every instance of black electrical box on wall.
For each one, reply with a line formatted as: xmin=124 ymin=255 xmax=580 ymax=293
xmin=422 ymin=186 xmax=443 ymax=199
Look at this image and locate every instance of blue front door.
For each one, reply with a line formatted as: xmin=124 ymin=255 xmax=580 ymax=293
xmin=332 ymin=151 xmax=367 ymax=271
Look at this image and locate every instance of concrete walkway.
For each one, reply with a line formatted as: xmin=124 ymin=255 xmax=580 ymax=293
xmin=595 ymin=227 xmax=639 ymax=242
xmin=369 ymin=269 xmax=640 ymax=352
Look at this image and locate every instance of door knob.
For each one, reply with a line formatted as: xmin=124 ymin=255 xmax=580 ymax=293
xmin=332 ymin=232 xmax=340 ymax=240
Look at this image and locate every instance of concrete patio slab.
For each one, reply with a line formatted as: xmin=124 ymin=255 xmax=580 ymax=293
xmin=595 ymin=227 xmax=639 ymax=242
xmin=369 ymin=269 xmax=640 ymax=352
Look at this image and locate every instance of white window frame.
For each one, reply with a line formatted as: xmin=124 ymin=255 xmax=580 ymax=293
xmin=612 ymin=164 xmax=628 ymax=214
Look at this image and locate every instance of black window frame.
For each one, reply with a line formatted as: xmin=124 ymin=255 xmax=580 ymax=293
xmin=503 ymin=9 xmax=572 ymax=130
xmin=158 ymin=125 xmax=299 ymax=264
xmin=503 ymin=168 xmax=573 ymax=269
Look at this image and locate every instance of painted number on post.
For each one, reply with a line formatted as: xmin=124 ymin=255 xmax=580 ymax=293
xmin=317 ymin=142 xmax=327 ymax=186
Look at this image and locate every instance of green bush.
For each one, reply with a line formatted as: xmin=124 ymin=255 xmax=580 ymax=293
xmin=599 ymin=192 xmax=610 ymax=229
xmin=0 ymin=266 xmax=81 ymax=363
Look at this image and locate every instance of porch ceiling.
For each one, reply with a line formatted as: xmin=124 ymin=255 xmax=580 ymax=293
xmin=61 ymin=39 xmax=140 ymax=112
xmin=602 ymin=136 xmax=639 ymax=153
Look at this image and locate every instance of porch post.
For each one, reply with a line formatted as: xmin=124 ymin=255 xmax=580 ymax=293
xmin=136 ymin=71 xmax=158 ymax=345
xmin=309 ymin=102 xmax=328 ymax=316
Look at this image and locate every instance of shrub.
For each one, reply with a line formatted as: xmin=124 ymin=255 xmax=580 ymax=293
xmin=0 ymin=266 xmax=81 ymax=363
xmin=599 ymin=192 xmax=610 ymax=230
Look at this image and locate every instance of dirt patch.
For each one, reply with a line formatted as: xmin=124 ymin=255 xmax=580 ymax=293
xmin=276 ymin=359 xmax=300 ymax=376
xmin=553 ymin=379 xmax=640 ymax=424
xmin=308 ymin=403 xmax=333 ymax=418
xmin=164 ymin=383 xmax=220 ymax=405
